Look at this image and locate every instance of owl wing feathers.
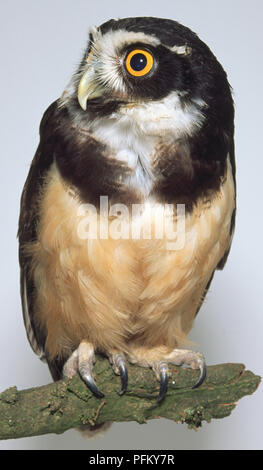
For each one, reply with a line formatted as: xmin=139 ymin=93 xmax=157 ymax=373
xmin=216 ymin=138 xmax=236 ymax=271
xmin=18 ymin=101 xmax=59 ymax=360
xmin=193 ymin=138 xmax=236 ymax=322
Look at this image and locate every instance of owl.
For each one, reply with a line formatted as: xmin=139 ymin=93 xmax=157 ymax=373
xmin=19 ymin=17 xmax=236 ymax=403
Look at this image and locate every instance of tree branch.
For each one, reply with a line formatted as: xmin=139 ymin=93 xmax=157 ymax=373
xmin=0 ymin=358 xmax=260 ymax=440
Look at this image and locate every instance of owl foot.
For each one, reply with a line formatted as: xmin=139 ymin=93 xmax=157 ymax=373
xmin=128 ymin=347 xmax=206 ymax=403
xmin=63 ymin=342 xmax=128 ymax=398
xmin=63 ymin=340 xmax=104 ymax=398
xmin=153 ymin=349 xmax=206 ymax=402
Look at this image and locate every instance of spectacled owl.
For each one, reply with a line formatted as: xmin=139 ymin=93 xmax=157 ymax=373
xmin=18 ymin=17 xmax=236 ymax=404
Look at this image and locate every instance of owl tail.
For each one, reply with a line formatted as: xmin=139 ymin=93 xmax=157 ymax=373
xmin=77 ymin=422 xmax=112 ymax=439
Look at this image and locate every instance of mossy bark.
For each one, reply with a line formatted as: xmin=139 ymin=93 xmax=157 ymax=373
xmin=0 ymin=358 xmax=260 ymax=440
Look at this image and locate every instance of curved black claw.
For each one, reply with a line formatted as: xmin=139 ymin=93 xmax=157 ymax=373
xmin=82 ymin=373 xmax=105 ymax=398
xmin=157 ymin=365 xmax=169 ymax=403
xmin=192 ymin=361 xmax=207 ymax=389
xmin=118 ymin=362 xmax=128 ymax=396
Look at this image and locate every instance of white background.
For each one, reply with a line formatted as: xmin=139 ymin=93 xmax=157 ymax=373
xmin=0 ymin=0 xmax=262 ymax=450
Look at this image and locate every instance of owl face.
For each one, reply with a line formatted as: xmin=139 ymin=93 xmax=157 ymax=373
xmin=60 ymin=17 xmax=229 ymax=118
xmin=76 ymin=27 xmax=195 ymax=110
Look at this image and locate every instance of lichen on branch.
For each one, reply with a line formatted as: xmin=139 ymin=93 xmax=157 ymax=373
xmin=0 ymin=358 xmax=260 ymax=440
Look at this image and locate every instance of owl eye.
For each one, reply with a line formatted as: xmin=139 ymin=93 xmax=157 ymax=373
xmin=125 ymin=49 xmax=154 ymax=77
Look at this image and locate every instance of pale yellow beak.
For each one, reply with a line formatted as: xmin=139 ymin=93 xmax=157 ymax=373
xmin=77 ymin=68 xmax=105 ymax=111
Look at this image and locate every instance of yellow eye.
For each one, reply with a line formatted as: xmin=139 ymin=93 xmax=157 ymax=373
xmin=125 ymin=49 xmax=154 ymax=77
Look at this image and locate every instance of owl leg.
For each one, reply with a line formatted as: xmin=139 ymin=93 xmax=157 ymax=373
xmin=128 ymin=347 xmax=206 ymax=403
xmin=63 ymin=340 xmax=104 ymax=398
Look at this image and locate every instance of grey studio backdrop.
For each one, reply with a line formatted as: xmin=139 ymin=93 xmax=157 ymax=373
xmin=0 ymin=0 xmax=262 ymax=450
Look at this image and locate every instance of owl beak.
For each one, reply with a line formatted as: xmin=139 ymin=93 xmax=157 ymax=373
xmin=78 ymin=68 xmax=104 ymax=111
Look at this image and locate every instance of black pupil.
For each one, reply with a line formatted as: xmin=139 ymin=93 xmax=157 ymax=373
xmin=130 ymin=53 xmax=147 ymax=71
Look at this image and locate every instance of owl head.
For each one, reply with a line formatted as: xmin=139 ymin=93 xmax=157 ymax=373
xmin=60 ymin=16 xmax=233 ymax=133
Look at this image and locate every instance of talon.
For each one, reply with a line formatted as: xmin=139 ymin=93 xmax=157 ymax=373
xmin=157 ymin=363 xmax=169 ymax=403
xmin=77 ymin=341 xmax=104 ymax=398
xmin=111 ymin=353 xmax=128 ymax=395
xmin=192 ymin=361 xmax=206 ymax=389
xmin=118 ymin=361 xmax=128 ymax=396
xmin=81 ymin=372 xmax=105 ymax=398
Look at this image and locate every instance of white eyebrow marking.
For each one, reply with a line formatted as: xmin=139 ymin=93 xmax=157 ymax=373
xmin=168 ymin=45 xmax=192 ymax=56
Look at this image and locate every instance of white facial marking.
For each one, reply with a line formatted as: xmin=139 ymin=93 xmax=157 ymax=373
xmin=60 ymin=29 xmax=162 ymax=105
xmin=168 ymin=45 xmax=192 ymax=56
xmin=91 ymin=28 xmax=161 ymax=51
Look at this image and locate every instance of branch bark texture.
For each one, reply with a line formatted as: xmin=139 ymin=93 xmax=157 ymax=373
xmin=0 ymin=358 xmax=260 ymax=440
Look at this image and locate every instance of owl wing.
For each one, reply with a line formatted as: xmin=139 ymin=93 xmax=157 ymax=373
xmin=194 ymin=139 xmax=236 ymax=321
xmin=216 ymin=137 xmax=236 ymax=271
xmin=18 ymin=100 xmax=59 ymax=361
